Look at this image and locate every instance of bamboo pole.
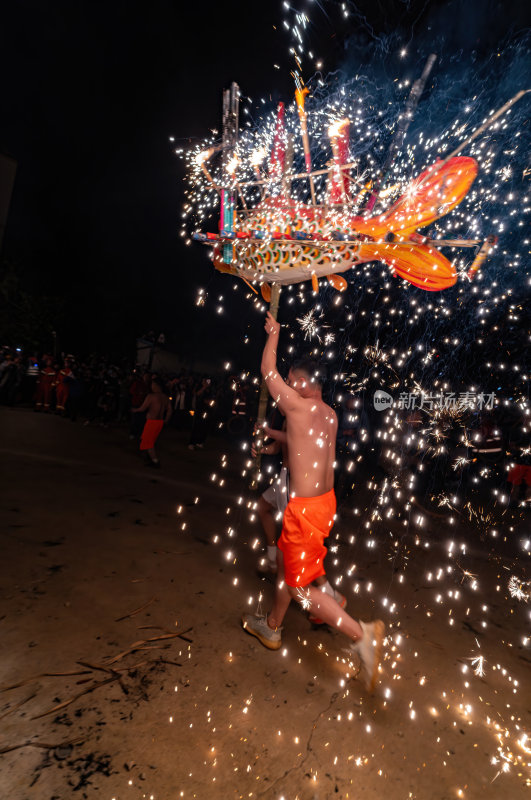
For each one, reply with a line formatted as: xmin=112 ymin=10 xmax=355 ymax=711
xmin=251 ymin=283 xmax=281 ymax=489
xmin=364 ymin=54 xmax=437 ymax=213
xmin=443 ymin=89 xmax=529 ymax=164
xmin=295 ymin=86 xmax=317 ymax=205
xmin=208 ymin=236 xmax=482 ymax=248
xmin=238 ymin=160 xmax=362 ymax=188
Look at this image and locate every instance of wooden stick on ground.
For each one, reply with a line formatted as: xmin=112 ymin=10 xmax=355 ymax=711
xmin=0 ymin=670 xmax=93 ymax=693
xmin=115 ymin=597 xmax=156 ymax=622
xmin=101 ymin=629 xmax=193 ymax=666
xmin=114 ymin=660 xmax=150 ymax=672
xmin=0 ymin=692 xmax=37 ymax=721
xmin=0 ymin=736 xmax=85 ymax=756
xmin=30 ymin=633 xmax=194 ymax=719
xmin=136 ymin=625 xmax=169 ymax=630
xmin=30 ymin=676 xmax=120 ymax=720
xmin=76 ymin=660 xmax=116 ymax=674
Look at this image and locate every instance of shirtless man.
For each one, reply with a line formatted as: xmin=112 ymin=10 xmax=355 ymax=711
xmin=242 ymin=312 xmax=385 ymax=691
xmin=133 ymin=377 xmax=172 ymax=467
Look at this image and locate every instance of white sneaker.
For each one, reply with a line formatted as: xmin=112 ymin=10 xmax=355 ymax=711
xmin=241 ymin=614 xmax=282 ymax=650
xmin=349 ymin=620 xmax=385 ymax=692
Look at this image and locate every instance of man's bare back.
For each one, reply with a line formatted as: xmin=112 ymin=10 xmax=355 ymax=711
xmin=260 ymin=312 xmax=337 ymax=499
xmin=285 ymin=394 xmax=337 ymax=498
xmin=136 ymin=389 xmax=171 ymax=421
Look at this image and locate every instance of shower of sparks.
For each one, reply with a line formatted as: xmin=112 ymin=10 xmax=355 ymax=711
xmin=296 ymin=308 xmax=322 ymax=341
xmin=171 ymin=3 xmax=531 ymax=793
xmin=364 ymin=343 xmax=389 ymax=365
xmin=471 ymin=654 xmax=486 ymax=677
xmin=508 ymin=576 xmax=529 ymax=602
xmin=437 ymin=494 xmax=456 ymax=509
xmin=296 ymin=587 xmax=312 ymax=610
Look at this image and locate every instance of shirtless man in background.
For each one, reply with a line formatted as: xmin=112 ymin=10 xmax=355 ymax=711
xmin=133 ymin=377 xmax=172 ymax=467
xmin=242 ymin=312 xmax=385 ymax=691
xmin=252 ymin=413 xmax=289 ymax=574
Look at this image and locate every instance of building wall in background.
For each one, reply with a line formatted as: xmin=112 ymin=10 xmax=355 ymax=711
xmin=0 ymin=153 xmax=17 ymax=253
xmin=135 ymin=339 xmax=220 ymax=375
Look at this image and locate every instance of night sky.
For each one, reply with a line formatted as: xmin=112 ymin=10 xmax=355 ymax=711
xmin=1 ymin=0 xmax=529 ymax=361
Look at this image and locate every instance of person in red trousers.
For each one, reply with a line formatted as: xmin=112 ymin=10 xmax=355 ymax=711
xmin=35 ymin=356 xmax=57 ymax=411
xmin=55 ymin=357 xmax=75 ymax=414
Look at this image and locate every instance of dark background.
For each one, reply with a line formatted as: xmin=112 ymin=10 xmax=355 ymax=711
xmin=1 ymin=0 xmax=529 ymax=362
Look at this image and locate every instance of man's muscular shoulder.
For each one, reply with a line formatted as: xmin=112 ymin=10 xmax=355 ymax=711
xmin=322 ymin=401 xmax=338 ymax=428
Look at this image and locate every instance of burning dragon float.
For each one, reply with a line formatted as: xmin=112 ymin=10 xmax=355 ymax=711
xmin=191 ymin=71 xmax=524 ymax=299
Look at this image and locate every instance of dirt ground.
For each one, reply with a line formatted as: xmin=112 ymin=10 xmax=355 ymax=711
xmin=0 ymin=407 xmax=529 ymax=800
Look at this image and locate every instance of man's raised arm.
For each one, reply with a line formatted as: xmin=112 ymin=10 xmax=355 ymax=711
xmin=261 ymin=311 xmax=302 ymax=412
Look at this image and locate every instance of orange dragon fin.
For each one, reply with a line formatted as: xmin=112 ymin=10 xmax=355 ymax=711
xmin=326 ymin=274 xmax=348 ymax=292
xmin=358 ymin=242 xmax=458 ymax=291
xmin=381 ymin=156 xmax=478 ymax=238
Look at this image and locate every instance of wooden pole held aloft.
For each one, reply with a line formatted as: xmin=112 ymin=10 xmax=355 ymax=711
xmin=250 ymin=284 xmax=281 ymax=489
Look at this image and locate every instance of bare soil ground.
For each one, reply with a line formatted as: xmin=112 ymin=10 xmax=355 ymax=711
xmin=0 ymin=407 xmax=529 ymax=800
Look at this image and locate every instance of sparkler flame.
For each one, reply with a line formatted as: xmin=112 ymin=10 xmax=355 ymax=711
xmin=296 ymin=308 xmax=322 ymax=341
xmin=328 ymin=117 xmax=350 ymax=138
xmin=508 ymin=576 xmax=529 ymax=602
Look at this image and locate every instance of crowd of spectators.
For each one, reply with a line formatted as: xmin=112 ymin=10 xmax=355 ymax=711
xmin=0 ymin=346 xmax=255 ymax=448
xmin=1 ymin=345 xmax=528 ymax=508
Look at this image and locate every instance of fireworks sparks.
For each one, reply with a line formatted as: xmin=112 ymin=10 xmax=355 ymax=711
xmin=296 ymin=308 xmax=322 ymax=341
xmin=471 ymin=654 xmax=486 ymax=677
xmin=364 ymin=343 xmax=389 ymax=365
xmin=508 ymin=576 xmax=529 ymax=602
xmin=296 ymin=587 xmax=312 ymax=610
xmin=171 ymin=4 xmax=531 ymax=795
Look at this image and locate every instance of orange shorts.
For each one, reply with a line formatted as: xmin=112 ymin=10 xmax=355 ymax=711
xmin=278 ymin=489 xmax=336 ymax=587
xmin=140 ymin=419 xmax=164 ymax=450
